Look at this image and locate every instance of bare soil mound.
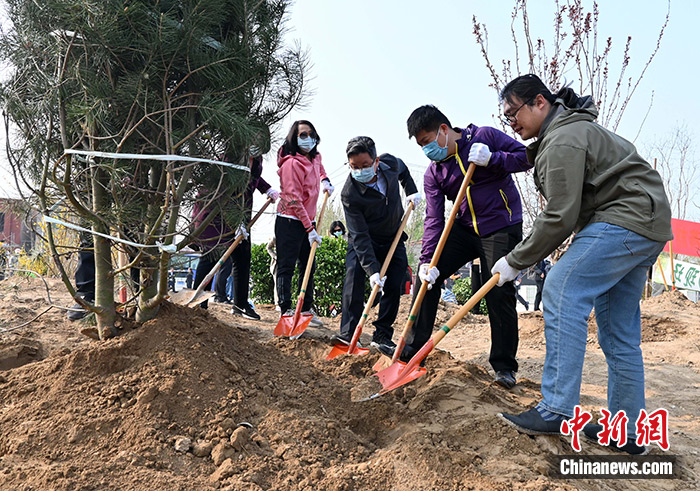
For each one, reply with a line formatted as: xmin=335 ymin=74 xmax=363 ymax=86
xmin=0 ymin=278 xmax=698 ymax=490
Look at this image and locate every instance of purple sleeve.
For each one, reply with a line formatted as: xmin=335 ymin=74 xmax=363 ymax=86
xmin=255 ymin=175 xmax=272 ymax=194
xmin=477 ymin=127 xmax=531 ymax=173
xmin=420 ymin=167 xmax=445 ymax=265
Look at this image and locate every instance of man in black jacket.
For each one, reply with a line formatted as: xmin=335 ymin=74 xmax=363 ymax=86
xmin=331 ymin=136 xmax=421 ymax=349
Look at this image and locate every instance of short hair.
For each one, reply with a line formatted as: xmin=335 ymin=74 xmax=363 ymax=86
xmin=406 ymin=105 xmax=451 ymax=139
xmin=280 ymin=120 xmax=321 ymax=159
xmin=345 ymin=136 xmax=376 ymax=161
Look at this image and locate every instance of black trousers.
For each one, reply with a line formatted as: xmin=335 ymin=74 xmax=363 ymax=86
xmin=75 ymin=251 xmax=96 ymax=301
xmin=228 ymin=238 xmax=252 ymax=308
xmin=409 ymin=222 xmax=522 ymax=373
xmin=275 ymin=217 xmax=315 ymax=312
xmin=74 ymin=250 xmax=140 ymax=302
xmin=534 ymin=277 xmax=545 ymax=310
xmin=193 ymin=249 xmax=233 ymax=307
xmin=339 ymin=240 xmax=408 ymax=341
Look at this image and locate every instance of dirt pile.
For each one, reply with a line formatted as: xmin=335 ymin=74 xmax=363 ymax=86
xmin=0 ymin=278 xmax=698 ymax=489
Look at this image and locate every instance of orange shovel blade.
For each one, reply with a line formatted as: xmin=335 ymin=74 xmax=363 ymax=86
xmin=325 ymin=343 xmax=370 ymax=361
xmin=289 ymin=314 xmax=313 ymax=339
xmin=355 ymin=361 xmax=427 ymax=402
xmin=273 ymin=312 xmax=313 ymax=338
xmin=372 ymin=354 xmax=392 ymax=372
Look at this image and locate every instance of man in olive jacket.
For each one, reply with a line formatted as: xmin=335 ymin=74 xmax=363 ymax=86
xmin=333 ymin=136 xmax=421 ymax=349
xmin=492 ymin=74 xmax=672 ymax=455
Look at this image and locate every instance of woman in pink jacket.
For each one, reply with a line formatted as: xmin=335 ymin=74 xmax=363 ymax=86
xmin=275 ymin=120 xmax=334 ymax=324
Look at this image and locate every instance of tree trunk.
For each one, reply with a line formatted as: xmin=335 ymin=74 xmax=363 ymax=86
xmin=92 ymin=165 xmax=117 ymax=338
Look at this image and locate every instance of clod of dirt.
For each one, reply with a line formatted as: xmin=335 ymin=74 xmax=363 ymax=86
xmin=192 ymin=440 xmax=213 ymax=457
xmin=229 ymin=426 xmax=249 ymax=450
xmin=173 ymin=436 xmax=191 ymax=453
xmin=350 ymin=374 xmax=384 ymax=402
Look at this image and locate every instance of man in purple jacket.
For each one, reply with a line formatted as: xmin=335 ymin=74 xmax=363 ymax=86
xmin=381 ymin=105 xmax=531 ymax=388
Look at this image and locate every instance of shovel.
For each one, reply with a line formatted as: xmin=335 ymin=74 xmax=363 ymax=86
xmin=352 ymin=273 xmax=500 ymax=402
xmin=373 ymin=162 xmax=476 ymax=372
xmin=326 ymin=201 xmax=415 ymax=360
xmin=170 ymin=197 xmax=274 ymax=307
xmin=274 ymin=191 xmax=330 ymax=339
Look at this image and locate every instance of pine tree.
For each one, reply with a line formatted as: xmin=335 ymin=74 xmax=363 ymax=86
xmin=1 ymin=0 xmax=309 ymax=337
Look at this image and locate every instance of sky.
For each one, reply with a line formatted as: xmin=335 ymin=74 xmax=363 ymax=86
xmin=243 ymin=0 xmax=698 ymax=243
xmin=1 ymin=0 xmax=697 ymax=244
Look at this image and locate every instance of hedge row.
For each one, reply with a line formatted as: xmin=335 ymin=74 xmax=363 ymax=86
xmin=250 ymin=237 xmax=355 ymax=317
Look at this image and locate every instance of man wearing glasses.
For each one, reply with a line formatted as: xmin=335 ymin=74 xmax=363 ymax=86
xmin=379 ymin=105 xmax=531 ymax=388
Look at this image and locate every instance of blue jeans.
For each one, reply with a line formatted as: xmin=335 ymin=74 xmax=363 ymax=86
xmin=539 ymin=222 xmax=664 ymax=437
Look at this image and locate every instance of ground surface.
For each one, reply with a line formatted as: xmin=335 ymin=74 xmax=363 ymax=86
xmin=0 ymin=276 xmax=698 ymax=490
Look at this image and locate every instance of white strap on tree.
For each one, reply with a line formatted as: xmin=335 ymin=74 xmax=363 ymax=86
xmin=63 ymin=149 xmax=251 ymax=173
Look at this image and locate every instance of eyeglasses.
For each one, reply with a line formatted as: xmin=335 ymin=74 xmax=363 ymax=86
xmin=298 ymin=131 xmax=315 ymax=139
xmin=502 ymin=96 xmax=534 ymax=125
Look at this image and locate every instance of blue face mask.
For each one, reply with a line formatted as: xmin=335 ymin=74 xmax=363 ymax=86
xmin=422 ymin=127 xmax=449 ymax=161
xmin=333 ymin=230 xmax=343 ymax=238
xmin=351 ymin=165 xmax=376 ymax=183
xmin=297 ymin=136 xmax=317 ymax=153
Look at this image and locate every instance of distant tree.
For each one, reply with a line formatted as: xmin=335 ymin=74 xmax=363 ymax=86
xmin=473 ymin=0 xmax=669 ymax=228
xmin=645 ymin=125 xmax=698 ymax=220
xmin=1 ymin=0 xmax=309 ymax=338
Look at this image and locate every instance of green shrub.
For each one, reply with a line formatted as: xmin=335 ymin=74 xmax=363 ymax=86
xmin=451 ymin=276 xmax=487 ymax=315
xmin=249 ymin=237 xmax=350 ymax=316
xmin=250 ymin=243 xmax=274 ymax=304
xmin=312 ymin=237 xmax=349 ymax=316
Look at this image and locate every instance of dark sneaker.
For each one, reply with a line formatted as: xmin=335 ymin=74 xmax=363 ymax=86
xmin=281 ymin=309 xmax=294 ymax=318
xmin=583 ymin=423 xmax=649 ymax=455
xmin=370 ymin=331 xmax=396 ymax=351
xmin=213 ymin=296 xmax=232 ymax=305
xmin=67 ymin=303 xmax=89 ymax=321
xmin=330 ymin=333 xmax=363 ymax=348
xmin=495 ymin=370 xmax=517 ymax=389
xmin=231 ymin=304 xmax=261 ymax=320
xmin=498 ymin=407 xmax=562 ymax=435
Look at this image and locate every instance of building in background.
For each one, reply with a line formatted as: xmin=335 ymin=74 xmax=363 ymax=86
xmin=0 ymin=198 xmax=37 ymax=251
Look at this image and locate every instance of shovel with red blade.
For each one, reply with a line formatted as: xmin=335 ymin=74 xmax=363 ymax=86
xmin=373 ymin=162 xmax=476 ymax=372
xmin=274 ymin=191 xmax=330 ymax=339
xmin=326 ymin=201 xmax=415 ymax=360
xmin=352 ymin=274 xmax=500 ymax=402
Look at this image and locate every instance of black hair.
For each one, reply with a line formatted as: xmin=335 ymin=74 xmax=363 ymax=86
xmin=406 ymin=105 xmax=452 ymax=139
xmin=329 ymin=220 xmax=346 ymax=236
xmin=500 ymin=73 xmax=583 ymax=108
xmin=280 ymin=120 xmax=321 ymax=159
xmin=345 ymin=136 xmax=377 ymax=161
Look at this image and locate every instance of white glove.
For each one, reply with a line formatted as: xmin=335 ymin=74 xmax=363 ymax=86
xmin=321 ymin=179 xmax=334 ymax=196
xmin=405 ymin=192 xmax=422 ymax=208
xmin=468 ymin=142 xmax=492 ymax=167
xmin=235 ymin=224 xmax=249 ymax=240
xmin=265 ymin=188 xmax=280 ymax=202
xmin=369 ymin=272 xmax=386 ymax=293
xmin=308 ymin=229 xmax=322 ymax=246
xmin=491 ymin=256 xmax=521 ymax=286
xmin=419 ymin=263 xmax=440 ymax=290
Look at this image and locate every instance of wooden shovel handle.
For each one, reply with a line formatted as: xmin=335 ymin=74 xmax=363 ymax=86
xmin=190 ymin=197 xmax=273 ymax=301
xmin=297 ymin=191 xmax=330 ymax=300
xmin=399 ymin=274 xmax=500 ymax=375
xmin=348 ymin=201 xmax=415 ymax=350
xmin=392 ymin=163 xmax=476 ymax=362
